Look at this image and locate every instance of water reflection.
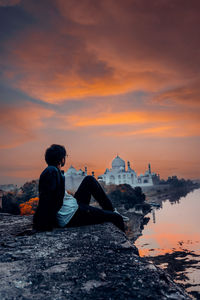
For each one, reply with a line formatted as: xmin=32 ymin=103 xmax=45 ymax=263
xmin=132 ymin=188 xmax=200 ymax=298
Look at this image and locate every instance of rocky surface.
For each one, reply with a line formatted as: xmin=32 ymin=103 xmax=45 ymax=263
xmin=0 ymin=213 xmax=191 ymax=300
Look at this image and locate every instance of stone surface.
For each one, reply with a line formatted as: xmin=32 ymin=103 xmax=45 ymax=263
xmin=0 ymin=213 xmax=191 ymax=300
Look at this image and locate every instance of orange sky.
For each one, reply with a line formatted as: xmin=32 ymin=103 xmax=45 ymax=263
xmin=0 ymin=0 xmax=200 ymax=185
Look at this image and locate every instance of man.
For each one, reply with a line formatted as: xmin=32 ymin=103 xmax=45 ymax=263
xmin=33 ymin=144 xmax=127 ymax=232
xmin=33 ymin=144 xmax=66 ymax=231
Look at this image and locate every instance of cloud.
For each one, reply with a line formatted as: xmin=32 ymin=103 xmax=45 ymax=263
xmin=0 ymin=0 xmax=21 ymax=6
xmin=1 ymin=0 xmax=200 ymax=181
xmin=0 ymin=103 xmax=54 ymax=149
xmin=1 ymin=28 xmax=118 ymax=103
xmin=102 ymin=123 xmax=200 ymax=138
xmin=152 ymin=82 xmax=200 ymax=107
xmin=54 ymin=108 xmax=200 ymax=138
xmin=0 ymin=0 xmax=200 ymax=104
xmin=56 ymin=0 xmax=103 ymax=25
xmin=61 ymin=110 xmax=199 ymax=127
xmin=103 ymin=126 xmax=176 ymax=138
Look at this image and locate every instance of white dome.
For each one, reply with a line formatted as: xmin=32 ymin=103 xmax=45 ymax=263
xmin=112 ymin=155 xmax=125 ymax=170
xmin=65 ymin=165 xmax=78 ymax=175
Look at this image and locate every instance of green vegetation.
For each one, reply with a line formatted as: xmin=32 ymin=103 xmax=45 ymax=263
xmin=107 ymin=184 xmax=146 ymax=209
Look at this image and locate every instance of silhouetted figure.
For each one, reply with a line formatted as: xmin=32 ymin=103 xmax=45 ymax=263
xmin=33 ymin=144 xmax=125 ymax=232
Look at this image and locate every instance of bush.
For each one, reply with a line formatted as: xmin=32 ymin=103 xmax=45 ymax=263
xmin=2 ymin=180 xmax=38 ymax=215
xmin=107 ymin=184 xmax=146 ymax=209
xmin=19 ymin=197 xmax=39 ymax=215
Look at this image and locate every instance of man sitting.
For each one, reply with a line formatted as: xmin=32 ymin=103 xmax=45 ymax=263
xmin=33 ymin=144 xmax=126 ymax=232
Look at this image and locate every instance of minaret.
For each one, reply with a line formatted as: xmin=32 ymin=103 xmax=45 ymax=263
xmin=127 ymin=161 xmax=131 ymax=171
xmin=152 ymin=209 xmax=156 ymax=224
xmin=148 ymin=163 xmax=151 ymax=174
xmin=84 ymin=166 xmax=87 ymax=176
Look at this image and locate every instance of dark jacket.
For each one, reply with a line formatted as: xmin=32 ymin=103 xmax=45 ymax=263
xmin=33 ymin=166 xmax=65 ymax=231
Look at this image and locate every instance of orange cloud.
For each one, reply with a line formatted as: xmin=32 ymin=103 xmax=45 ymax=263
xmin=103 ymin=126 xmax=175 ymax=138
xmin=153 ymin=83 xmax=200 ymax=107
xmin=1 ymin=0 xmax=200 ymax=183
xmin=55 ymin=109 xmax=200 ymax=138
xmin=65 ymin=110 xmax=198 ymax=127
xmin=102 ymin=123 xmax=200 ymax=138
xmin=3 ymin=29 xmax=171 ymax=103
xmin=1 ymin=0 xmax=199 ymax=104
xmin=0 ymin=103 xmax=54 ymax=149
xmin=61 ymin=109 xmax=198 ymax=125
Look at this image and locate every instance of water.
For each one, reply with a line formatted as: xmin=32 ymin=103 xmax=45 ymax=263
xmin=135 ymin=188 xmax=200 ymax=298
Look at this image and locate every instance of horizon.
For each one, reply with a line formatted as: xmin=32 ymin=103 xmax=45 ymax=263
xmin=1 ymin=153 xmax=199 ymax=187
xmin=0 ymin=0 xmax=200 ymax=185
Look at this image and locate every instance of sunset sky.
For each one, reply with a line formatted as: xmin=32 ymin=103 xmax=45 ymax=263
xmin=0 ymin=0 xmax=200 ymax=185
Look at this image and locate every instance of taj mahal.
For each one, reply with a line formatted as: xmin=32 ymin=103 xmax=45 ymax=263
xmin=64 ymin=155 xmax=160 ymax=191
xmin=97 ymin=155 xmax=159 ymax=188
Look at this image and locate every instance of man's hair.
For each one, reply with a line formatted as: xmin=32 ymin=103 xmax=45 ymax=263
xmin=45 ymin=144 xmax=67 ymax=166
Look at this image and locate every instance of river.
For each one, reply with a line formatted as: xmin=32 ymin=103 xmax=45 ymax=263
xmin=135 ymin=188 xmax=200 ymax=299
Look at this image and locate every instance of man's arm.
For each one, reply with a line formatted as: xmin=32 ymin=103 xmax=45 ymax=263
xmin=35 ymin=167 xmax=59 ymax=230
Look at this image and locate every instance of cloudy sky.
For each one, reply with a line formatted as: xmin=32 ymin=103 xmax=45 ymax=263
xmin=0 ymin=0 xmax=200 ymax=185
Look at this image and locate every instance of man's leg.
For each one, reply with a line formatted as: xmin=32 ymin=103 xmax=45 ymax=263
xmin=74 ymin=176 xmax=114 ymax=211
xmin=66 ymin=203 xmax=125 ymax=232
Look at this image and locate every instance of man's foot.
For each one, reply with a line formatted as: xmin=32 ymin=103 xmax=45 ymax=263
xmin=113 ymin=208 xmax=130 ymax=222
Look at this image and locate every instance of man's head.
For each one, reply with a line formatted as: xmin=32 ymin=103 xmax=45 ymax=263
xmin=45 ymin=144 xmax=67 ymax=167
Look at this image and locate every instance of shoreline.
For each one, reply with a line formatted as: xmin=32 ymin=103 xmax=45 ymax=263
xmin=133 ymin=187 xmax=200 ymax=299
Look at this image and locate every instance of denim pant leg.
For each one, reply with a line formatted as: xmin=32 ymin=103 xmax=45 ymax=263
xmin=66 ymin=203 xmax=125 ymax=232
xmin=74 ymin=175 xmax=114 ymax=211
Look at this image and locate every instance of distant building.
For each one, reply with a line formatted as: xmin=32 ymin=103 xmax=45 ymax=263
xmin=97 ymin=155 xmax=159 ymax=187
xmin=64 ymin=165 xmax=88 ymax=192
xmin=64 ymin=155 xmax=160 ymax=191
xmin=0 ymin=184 xmax=17 ymax=192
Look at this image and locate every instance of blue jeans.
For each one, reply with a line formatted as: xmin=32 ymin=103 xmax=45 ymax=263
xmin=66 ymin=176 xmax=125 ymax=232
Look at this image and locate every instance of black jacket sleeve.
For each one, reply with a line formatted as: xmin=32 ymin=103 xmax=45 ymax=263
xmin=33 ymin=167 xmax=60 ymax=230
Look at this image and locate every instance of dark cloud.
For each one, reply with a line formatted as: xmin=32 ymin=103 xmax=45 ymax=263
xmin=0 ymin=0 xmax=21 ymax=7
xmin=0 ymin=0 xmax=199 ymax=103
xmin=0 ymin=4 xmax=35 ymax=45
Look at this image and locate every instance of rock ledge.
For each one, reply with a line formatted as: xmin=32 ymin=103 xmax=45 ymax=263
xmin=0 ymin=213 xmax=190 ymax=299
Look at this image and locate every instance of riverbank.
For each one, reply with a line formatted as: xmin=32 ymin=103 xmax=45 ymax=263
xmin=146 ymin=249 xmax=200 ymax=300
xmin=133 ymin=188 xmax=200 ymax=299
xmin=142 ymin=182 xmax=200 ymax=206
xmin=0 ymin=213 xmax=190 ymax=299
